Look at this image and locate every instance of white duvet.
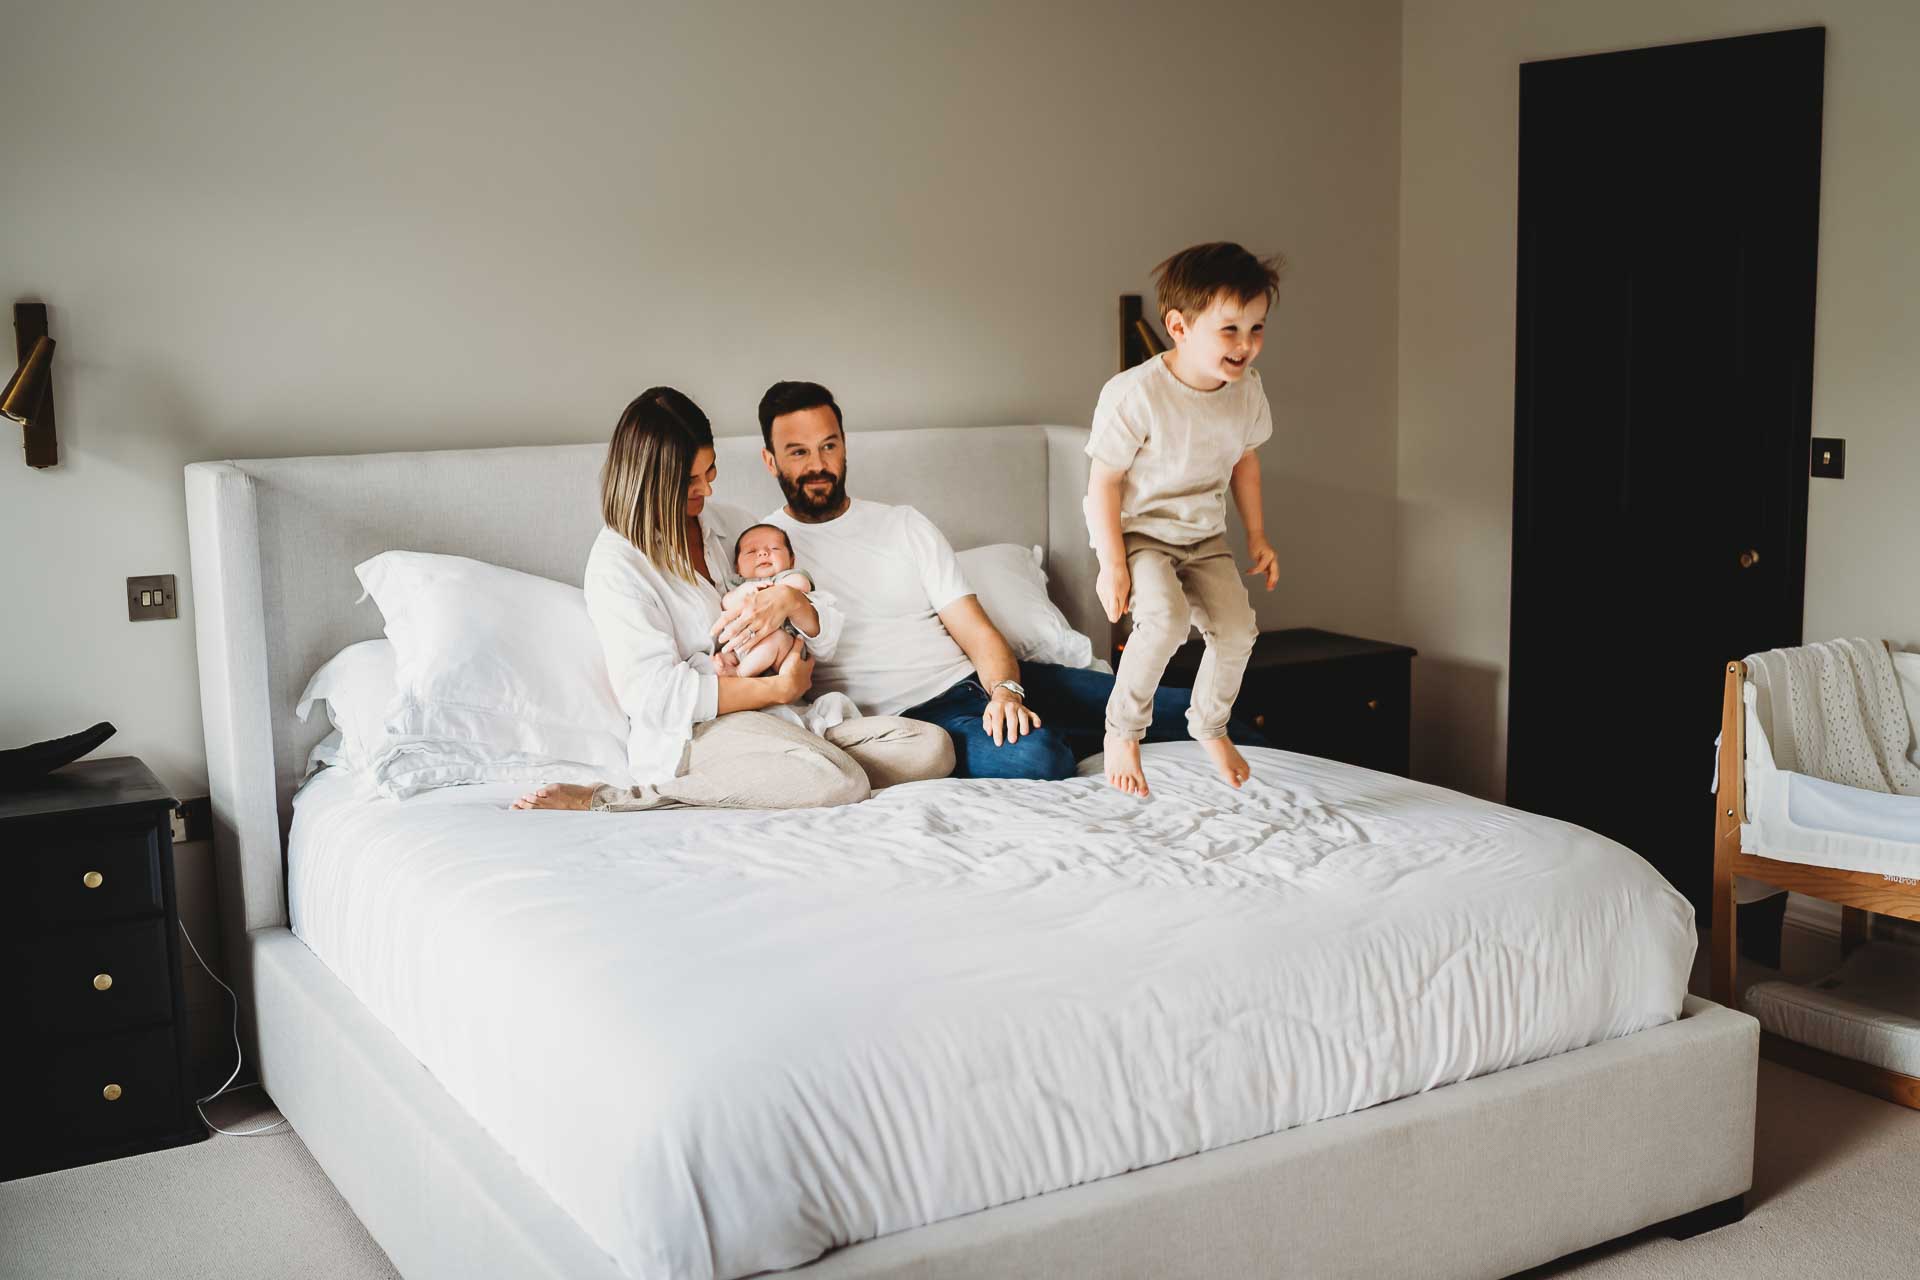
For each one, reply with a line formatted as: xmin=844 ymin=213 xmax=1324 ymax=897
xmin=288 ymin=742 xmax=1693 ymax=1280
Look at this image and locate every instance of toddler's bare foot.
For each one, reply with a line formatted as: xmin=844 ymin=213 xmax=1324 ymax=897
xmin=511 ymin=783 xmax=596 ymax=810
xmin=1104 ymin=734 xmax=1149 ymax=796
xmin=1200 ymin=737 xmax=1251 ymax=788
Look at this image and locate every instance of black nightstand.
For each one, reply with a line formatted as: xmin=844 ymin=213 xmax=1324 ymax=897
xmin=1158 ymin=627 xmax=1417 ymax=776
xmin=1 ymin=756 xmax=205 ymax=1180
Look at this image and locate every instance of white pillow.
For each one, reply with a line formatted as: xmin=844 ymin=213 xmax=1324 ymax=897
xmin=955 ymin=543 xmax=1099 ymax=669
xmin=354 ymin=551 xmax=632 ymax=786
xmin=295 ymin=639 xmax=398 ymax=770
xmin=293 ymin=636 xmax=614 ymax=799
xmin=1894 ymin=650 xmax=1920 ymax=769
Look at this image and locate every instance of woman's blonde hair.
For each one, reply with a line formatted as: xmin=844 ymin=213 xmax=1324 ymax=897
xmin=601 ymin=387 xmax=714 ymax=582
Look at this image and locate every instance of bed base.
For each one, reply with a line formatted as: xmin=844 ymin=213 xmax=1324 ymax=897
xmin=252 ymin=926 xmax=1755 ymax=1280
xmin=1711 ymin=660 xmax=1920 ymax=1108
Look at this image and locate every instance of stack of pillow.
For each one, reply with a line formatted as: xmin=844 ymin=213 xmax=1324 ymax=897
xmin=299 ymin=544 xmax=1102 ymax=798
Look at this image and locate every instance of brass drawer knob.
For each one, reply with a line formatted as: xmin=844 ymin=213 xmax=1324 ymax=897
xmin=1366 ymin=699 xmax=1380 ymax=711
xmin=93 ymin=973 xmax=114 ymax=991
xmin=83 ymin=870 xmax=104 ymax=889
xmin=102 ymin=1083 xmax=123 ymax=1102
xmin=1253 ymin=713 xmax=1267 ymax=728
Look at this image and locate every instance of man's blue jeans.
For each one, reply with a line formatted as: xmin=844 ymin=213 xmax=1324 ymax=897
xmin=898 ymin=662 xmax=1201 ymax=781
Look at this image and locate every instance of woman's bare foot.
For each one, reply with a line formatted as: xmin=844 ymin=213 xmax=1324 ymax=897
xmin=511 ymin=783 xmax=596 ymax=811
xmin=1200 ymin=737 xmax=1251 ymax=788
xmin=1104 ymin=734 xmax=1149 ymax=796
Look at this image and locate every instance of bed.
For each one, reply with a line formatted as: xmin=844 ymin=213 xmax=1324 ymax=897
xmin=187 ymin=425 xmax=1758 ymax=1279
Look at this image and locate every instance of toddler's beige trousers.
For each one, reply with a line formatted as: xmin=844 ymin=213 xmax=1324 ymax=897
xmin=1108 ymin=532 xmax=1258 ymax=742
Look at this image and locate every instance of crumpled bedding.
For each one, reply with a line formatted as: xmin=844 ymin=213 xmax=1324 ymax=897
xmin=288 ymin=741 xmax=1693 ymax=1280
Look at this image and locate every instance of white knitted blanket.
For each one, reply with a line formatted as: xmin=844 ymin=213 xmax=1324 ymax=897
xmin=1745 ymin=638 xmax=1920 ymax=797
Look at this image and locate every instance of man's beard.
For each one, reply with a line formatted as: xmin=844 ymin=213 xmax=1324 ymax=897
xmin=778 ymin=464 xmax=848 ymax=520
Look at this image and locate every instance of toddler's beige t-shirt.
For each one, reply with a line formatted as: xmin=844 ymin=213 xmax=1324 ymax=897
xmin=1085 ymin=354 xmax=1272 ymax=545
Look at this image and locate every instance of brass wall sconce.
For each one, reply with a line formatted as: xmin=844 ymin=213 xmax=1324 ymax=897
xmin=2 ymin=302 xmax=58 ymax=468
xmin=1118 ymin=294 xmax=1167 ymax=372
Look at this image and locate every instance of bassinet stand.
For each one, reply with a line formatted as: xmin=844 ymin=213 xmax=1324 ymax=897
xmin=1712 ymin=659 xmax=1920 ymax=1108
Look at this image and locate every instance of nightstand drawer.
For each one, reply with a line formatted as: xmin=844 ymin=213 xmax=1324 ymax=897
xmin=34 ymin=1026 xmax=188 ymax=1149
xmin=1242 ymin=655 xmax=1411 ymax=776
xmin=23 ymin=825 xmax=163 ymax=926
xmin=2 ymin=759 xmax=203 ymax=1179
xmin=25 ymin=919 xmax=175 ymax=1037
xmin=1158 ymin=628 xmax=1416 ymax=778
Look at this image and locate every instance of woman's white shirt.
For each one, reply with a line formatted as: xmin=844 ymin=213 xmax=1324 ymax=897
xmin=583 ymin=503 xmax=845 ymax=784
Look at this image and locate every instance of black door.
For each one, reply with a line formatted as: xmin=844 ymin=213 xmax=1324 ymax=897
xmin=1509 ymin=28 xmax=1823 ymax=908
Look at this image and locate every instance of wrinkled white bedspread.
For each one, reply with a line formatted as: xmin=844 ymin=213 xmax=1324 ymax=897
xmin=288 ymin=742 xmax=1693 ymax=1280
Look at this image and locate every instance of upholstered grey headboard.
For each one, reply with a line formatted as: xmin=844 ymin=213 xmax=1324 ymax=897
xmin=185 ymin=425 xmax=1100 ymax=998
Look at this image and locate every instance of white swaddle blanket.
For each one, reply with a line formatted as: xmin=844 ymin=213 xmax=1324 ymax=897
xmin=1745 ymin=638 xmax=1920 ymax=797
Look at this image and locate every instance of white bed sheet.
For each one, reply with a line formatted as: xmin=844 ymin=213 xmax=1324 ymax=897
xmin=288 ymin=742 xmax=1694 ymax=1280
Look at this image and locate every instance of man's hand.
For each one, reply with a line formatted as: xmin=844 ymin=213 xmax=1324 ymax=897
xmin=714 ymin=584 xmax=803 ymax=655
xmin=771 ymin=644 xmax=814 ymax=705
xmin=1096 ymin=560 xmax=1132 ymax=623
xmin=982 ymin=687 xmax=1042 ymax=746
xmin=1245 ymin=536 xmax=1279 ymax=591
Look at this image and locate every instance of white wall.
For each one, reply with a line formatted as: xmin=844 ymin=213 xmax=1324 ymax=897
xmin=0 ymin=0 xmax=1403 ymax=799
xmin=1399 ymin=0 xmax=1920 ymax=799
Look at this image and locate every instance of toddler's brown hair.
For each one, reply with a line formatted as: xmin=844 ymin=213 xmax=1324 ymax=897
xmin=1153 ymin=242 xmax=1285 ymax=326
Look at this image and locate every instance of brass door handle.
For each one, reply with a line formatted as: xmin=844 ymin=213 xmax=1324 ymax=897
xmin=1739 ymin=548 xmax=1761 ymax=569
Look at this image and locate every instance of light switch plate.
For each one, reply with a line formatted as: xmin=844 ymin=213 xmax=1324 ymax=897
xmin=127 ymin=574 xmax=179 ymax=621
xmin=1810 ymin=437 xmax=1846 ymax=479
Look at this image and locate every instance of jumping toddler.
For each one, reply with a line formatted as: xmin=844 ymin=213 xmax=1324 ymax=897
xmin=1086 ymin=241 xmax=1282 ymax=795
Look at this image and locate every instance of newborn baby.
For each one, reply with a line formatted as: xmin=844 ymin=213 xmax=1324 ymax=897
xmin=717 ymin=523 xmax=815 ymax=676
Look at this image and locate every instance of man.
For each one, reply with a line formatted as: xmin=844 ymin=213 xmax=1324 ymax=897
xmin=722 ymin=380 xmax=1195 ymax=780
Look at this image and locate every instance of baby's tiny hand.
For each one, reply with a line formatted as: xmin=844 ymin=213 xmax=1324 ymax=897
xmin=1246 ymin=537 xmax=1279 ymax=591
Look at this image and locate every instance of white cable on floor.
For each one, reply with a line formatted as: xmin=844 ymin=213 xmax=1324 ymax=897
xmin=177 ymin=919 xmax=291 ymax=1137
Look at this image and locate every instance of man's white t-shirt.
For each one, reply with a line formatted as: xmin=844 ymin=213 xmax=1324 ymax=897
xmin=765 ymin=498 xmax=976 ymax=716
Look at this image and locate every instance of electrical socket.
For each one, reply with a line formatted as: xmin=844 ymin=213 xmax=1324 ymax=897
xmin=127 ymin=574 xmax=179 ymax=621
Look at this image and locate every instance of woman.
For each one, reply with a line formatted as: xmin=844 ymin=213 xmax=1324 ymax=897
xmin=515 ymin=387 xmax=953 ymax=811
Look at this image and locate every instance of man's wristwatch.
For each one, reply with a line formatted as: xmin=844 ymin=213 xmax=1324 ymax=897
xmin=990 ymin=679 xmax=1026 ymax=701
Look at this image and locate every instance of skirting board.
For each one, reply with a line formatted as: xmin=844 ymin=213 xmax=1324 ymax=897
xmin=251 ymin=927 xmax=1757 ymax=1280
xmin=1787 ymin=893 xmax=1843 ymax=938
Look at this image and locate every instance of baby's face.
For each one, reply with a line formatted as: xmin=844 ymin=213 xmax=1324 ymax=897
xmin=736 ymin=528 xmax=794 ymax=578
